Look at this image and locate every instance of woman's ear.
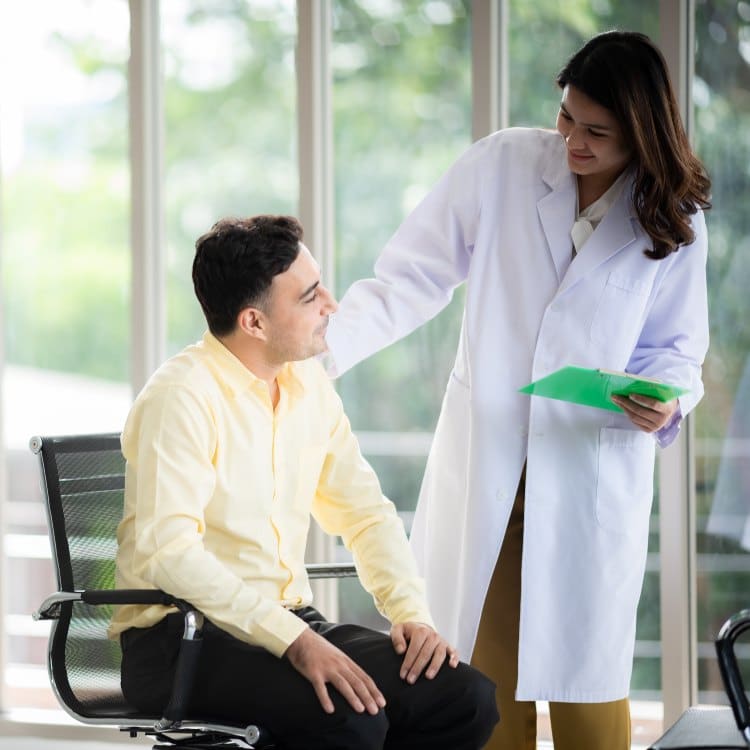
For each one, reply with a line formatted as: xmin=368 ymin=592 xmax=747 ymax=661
xmin=237 ymin=306 xmax=267 ymax=341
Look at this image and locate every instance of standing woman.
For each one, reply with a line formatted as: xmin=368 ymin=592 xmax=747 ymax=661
xmin=325 ymin=31 xmax=710 ymax=750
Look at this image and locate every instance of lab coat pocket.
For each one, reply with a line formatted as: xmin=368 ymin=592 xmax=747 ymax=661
xmin=595 ymin=427 xmax=655 ymax=535
xmin=589 ymin=272 xmax=649 ymax=354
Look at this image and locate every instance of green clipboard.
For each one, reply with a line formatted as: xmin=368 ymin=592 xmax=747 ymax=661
xmin=519 ymin=365 xmax=689 ymax=412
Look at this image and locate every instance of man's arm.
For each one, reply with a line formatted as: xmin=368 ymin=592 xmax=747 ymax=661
xmin=310 ymin=371 xmax=459 ymax=679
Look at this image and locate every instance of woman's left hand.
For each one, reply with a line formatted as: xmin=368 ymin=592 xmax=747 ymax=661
xmin=611 ymin=394 xmax=678 ymax=433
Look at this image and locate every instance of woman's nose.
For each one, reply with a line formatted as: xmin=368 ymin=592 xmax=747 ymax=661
xmin=565 ymin=126 xmax=584 ymax=148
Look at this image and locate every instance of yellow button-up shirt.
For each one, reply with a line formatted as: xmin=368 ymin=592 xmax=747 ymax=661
xmin=109 ymin=332 xmax=433 ymax=657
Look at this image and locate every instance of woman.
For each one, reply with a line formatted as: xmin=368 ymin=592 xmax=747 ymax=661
xmin=325 ymin=31 xmax=710 ymax=750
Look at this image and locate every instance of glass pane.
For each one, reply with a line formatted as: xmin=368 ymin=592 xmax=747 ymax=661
xmin=162 ymin=0 xmax=298 ymax=354
xmin=507 ymin=2 xmax=661 ymax=742
xmin=331 ymin=0 xmax=471 ymax=623
xmin=333 ymin=0 xmax=471 ymax=450
xmin=0 ymin=0 xmax=130 ymax=712
xmin=694 ymin=0 xmax=750 ymax=705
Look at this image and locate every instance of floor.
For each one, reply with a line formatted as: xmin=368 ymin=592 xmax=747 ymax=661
xmin=0 ymin=739 xmax=651 ymax=749
xmin=0 ymin=712 xmax=654 ymax=749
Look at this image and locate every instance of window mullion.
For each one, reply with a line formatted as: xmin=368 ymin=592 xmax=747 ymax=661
xmin=296 ymin=0 xmax=337 ymax=616
xmin=129 ymin=0 xmax=165 ymax=394
xmin=658 ymin=0 xmax=698 ymax=726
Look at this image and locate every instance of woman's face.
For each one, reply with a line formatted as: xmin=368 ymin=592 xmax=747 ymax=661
xmin=556 ymin=84 xmax=633 ymax=188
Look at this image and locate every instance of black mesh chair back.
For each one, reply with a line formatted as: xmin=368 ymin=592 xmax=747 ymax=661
xmin=32 ymin=432 xmax=140 ymax=722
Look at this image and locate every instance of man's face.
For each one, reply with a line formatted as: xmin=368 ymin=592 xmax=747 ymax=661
xmin=261 ymin=243 xmax=338 ymax=364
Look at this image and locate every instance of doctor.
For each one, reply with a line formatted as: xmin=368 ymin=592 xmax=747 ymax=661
xmin=325 ymin=31 xmax=711 ymax=750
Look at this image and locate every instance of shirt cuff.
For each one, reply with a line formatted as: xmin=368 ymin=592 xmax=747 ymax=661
xmin=253 ymin=605 xmax=309 ymax=658
xmin=655 ymin=402 xmax=683 ymax=448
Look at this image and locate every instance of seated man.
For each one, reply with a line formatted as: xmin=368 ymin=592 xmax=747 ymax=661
xmin=110 ymin=215 xmax=498 ymax=750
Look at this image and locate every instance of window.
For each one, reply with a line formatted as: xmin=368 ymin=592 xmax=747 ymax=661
xmin=162 ymin=0 xmax=298 ymax=353
xmin=694 ymin=0 xmax=750 ymax=704
xmin=332 ymin=0 xmax=471 ymax=628
xmin=0 ymin=4 xmax=735 ymax=741
xmin=0 ymin=0 xmax=130 ymax=712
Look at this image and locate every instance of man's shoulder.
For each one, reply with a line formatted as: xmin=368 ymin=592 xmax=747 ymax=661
xmin=136 ymin=343 xmax=222 ymax=404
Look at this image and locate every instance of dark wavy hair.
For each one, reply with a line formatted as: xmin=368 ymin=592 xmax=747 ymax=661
xmin=557 ymin=30 xmax=711 ymax=259
xmin=192 ymin=215 xmax=303 ymax=336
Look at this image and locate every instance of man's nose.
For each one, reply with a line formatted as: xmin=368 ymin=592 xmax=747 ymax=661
xmin=322 ymin=286 xmax=338 ymax=313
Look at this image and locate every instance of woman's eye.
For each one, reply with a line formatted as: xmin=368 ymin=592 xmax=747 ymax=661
xmin=304 ymin=292 xmax=318 ymax=303
xmin=588 ymin=129 xmax=606 ymax=138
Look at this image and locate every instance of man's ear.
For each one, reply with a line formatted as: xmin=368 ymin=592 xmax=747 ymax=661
xmin=237 ymin=306 xmax=267 ymax=341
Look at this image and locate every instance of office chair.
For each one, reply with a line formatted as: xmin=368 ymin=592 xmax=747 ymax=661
xmin=649 ymin=610 xmax=750 ymax=749
xmin=31 ymin=432 xmax=357 ymax=750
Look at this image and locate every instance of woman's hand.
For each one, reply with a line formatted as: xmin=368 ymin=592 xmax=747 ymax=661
xmin=611 ymin=394 xmax=678 ymax=433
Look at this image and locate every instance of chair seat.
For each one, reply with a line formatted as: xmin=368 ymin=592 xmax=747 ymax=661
xmin=649 ymin=706 xmax=747 ymax=749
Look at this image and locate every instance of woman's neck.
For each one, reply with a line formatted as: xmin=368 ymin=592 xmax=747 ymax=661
xmin=577 ymin=173 xmax=613 ymax=212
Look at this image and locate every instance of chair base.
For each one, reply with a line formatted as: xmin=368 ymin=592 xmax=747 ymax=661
xmin=123 ymin=727 xmax=275 ymax=750
xmin=151 ymin=730 xmax=257 ymax=749
xmin=649 ymin=706 xmax=748 ymax=749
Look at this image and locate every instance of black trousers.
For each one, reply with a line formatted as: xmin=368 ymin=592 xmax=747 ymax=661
xmin=121 ymin=607 xmax=498 ymax=750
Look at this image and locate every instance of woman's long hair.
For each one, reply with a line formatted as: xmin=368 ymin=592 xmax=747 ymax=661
xmin=557 ymin=30 xmax=711 ymax=259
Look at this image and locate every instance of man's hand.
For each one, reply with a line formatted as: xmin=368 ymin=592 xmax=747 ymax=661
xmin=611 ymin=394 xmax=678 ymax=433
xmin=284 ymin=627 xmax=386 ymax=715
xmin=391 ymin=622 xmax=460 ymax=684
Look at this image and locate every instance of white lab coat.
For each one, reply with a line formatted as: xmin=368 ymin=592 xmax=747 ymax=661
xmin=325 ymin=127 xmax=709 ymax=701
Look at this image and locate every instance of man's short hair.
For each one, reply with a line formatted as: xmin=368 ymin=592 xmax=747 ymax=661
xmin=192 ymin=215 xmax=303 ymax=336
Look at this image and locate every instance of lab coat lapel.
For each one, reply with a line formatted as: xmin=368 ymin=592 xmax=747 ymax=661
xmin=557 ymin=178 xmax=639 ymax=296
xmin=536 ymin=154 xmax=577 ymax=283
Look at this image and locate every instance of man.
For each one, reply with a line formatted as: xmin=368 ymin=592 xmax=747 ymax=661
xmin=110 ymin=215 xmax=498 ymax=750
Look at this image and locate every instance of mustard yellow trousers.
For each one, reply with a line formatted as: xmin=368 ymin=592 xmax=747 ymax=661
xmin=470 ymin=469 xmax=631 ymax=750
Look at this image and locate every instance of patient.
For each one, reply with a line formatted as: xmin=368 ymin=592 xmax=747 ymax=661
xmin=109 ymin=215 xmax=498 ymax=750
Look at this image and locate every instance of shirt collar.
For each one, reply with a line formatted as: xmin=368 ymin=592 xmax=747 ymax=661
xmin=572 ymin=169 xmax=631 ymax=255
xmin=577 ymin=168 xmax=630 ymax=224
xmin=200 ymin=331 xmax=306 ymax=401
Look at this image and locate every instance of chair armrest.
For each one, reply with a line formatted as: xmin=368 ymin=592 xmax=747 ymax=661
xmin=33 ymin=587 xmax=205 ymax=732
xmin=33 ymin=588 xmax=194 ymax=620
xmin=33 ymin=592 xmax=84 ymax=621
xmin=306 ymin=562 xmax=357 ymax=578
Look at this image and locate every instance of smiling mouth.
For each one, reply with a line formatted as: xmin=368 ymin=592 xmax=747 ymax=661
xmin=569 ymin=151 xmax=593 ymax=161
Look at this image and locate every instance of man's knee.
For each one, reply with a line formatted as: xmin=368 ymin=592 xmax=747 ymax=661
xmin=316 ymin=705 xmax=389 ymax=750
xmin=454 ymin=664 xmax=501 ymax=744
